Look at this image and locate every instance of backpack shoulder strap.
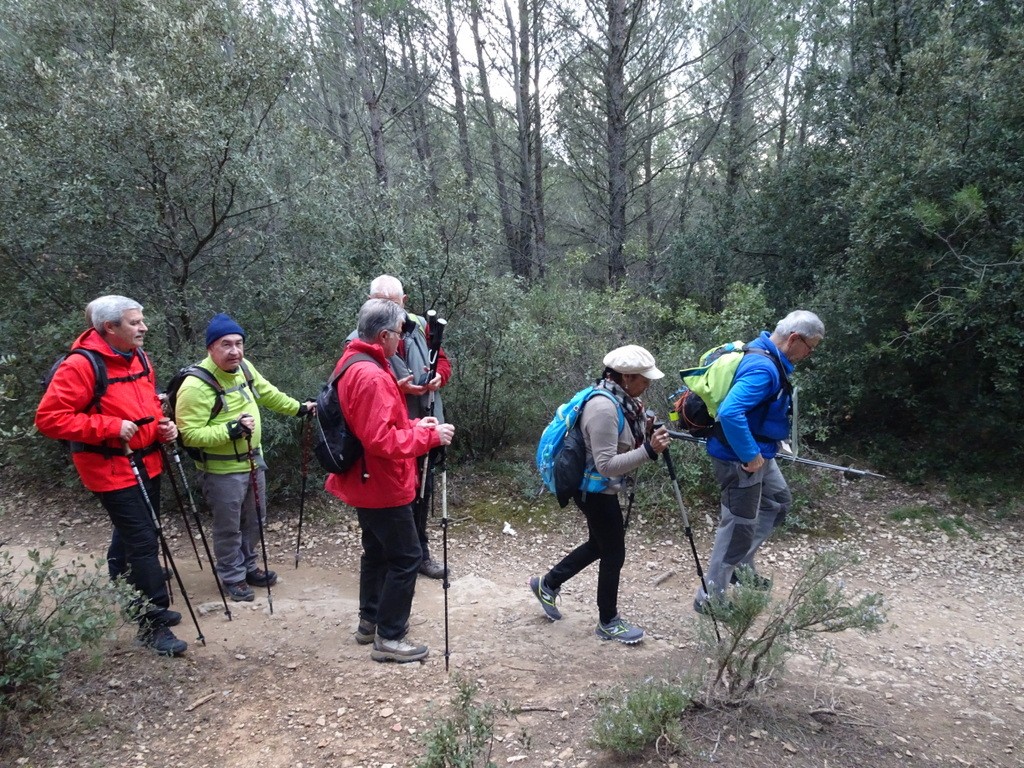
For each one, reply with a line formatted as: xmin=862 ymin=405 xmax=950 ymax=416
xmin=238 ymin=359 xmax=255 ymax=384
xmin=104 ymin=349 xmax=151 ymax=385
xmin=67 ymin=349 xmax=107 ymax=412
xmin=329 ymin=353 xmax=380 ymax=386
xmin=184 ymin=365 xmax=223 ymax=391
xmin=742 ymin=346 xmax=792 ymax=395
xmin=180 ymin=365 xmax=231 ymax=420
xmin=582 ymin=388 xmax=625 ymax=433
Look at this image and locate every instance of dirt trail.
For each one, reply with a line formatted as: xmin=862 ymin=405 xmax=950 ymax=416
xmin=2 ymin=478 xmax=1023 ymax=767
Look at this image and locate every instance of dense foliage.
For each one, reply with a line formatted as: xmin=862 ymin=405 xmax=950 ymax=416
xmin=1 ymin=0 xmax=1021 ymax=490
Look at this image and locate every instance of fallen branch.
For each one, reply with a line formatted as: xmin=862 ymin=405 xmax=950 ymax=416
xmin=185 ymin=692 xmax=217 ymax=712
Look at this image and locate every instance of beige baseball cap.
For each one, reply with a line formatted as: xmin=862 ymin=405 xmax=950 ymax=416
xmin=603 ymin=345 xmax=664 ymax=380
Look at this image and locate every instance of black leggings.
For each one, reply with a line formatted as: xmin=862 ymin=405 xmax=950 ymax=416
xmin=546 ymin=491 xmax=626 ymax=624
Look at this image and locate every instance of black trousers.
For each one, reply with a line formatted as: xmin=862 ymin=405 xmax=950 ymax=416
xmin=97 ymin=475 xmax=169 ymax=622
xmin=356 ymin=505 xmax=422 ymax=640
xmin=546 ymin=491 xmax=626 ymax=625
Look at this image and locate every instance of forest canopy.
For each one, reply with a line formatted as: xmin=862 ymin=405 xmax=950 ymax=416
xmin=1 ymin=0 xmax=1022 ymax=484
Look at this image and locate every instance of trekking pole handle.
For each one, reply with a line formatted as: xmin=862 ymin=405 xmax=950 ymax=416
xmin=426 ymin=316 xmax=446 ymax=381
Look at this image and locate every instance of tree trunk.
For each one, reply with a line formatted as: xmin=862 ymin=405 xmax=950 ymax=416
xmin=398 ymin=20 xmax=438 ymax=201
xmin=353 ymin=0 xmax=388 ymax=188
xmin=725 ymin=23 xmax=750 ymax=204
xmin=470 ymin=0 xmax=517 ymax=271
xmin=777 ymin=57 xmax=792 ymax=165
xmin=531 ymin=0 xmax=547 ymax=278
xmin=504 ymin=0 xmax=533 ymax=280
xmin=605 ymin=0 xmax=628 ymax=285
xmin=445 ymin=0 xmax=478 ymax=231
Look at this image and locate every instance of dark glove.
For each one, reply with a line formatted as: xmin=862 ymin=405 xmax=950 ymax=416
xmin=227 ymin=420 xmax=252 ymax=440
xmin=297 ymin=402 xmax=311 ymax=417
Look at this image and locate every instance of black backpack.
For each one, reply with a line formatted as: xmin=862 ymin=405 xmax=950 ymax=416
xmin=164 ymin=360 xmax=256 ymax=459
xmin=164 ymin=360 xmax=255 ymax=422
xmin=313 ymin=353 xmax=378 ymax=476
xmin=41 ymin=348 xmax=152 ymax=455
xmin=42 ymin=349 xmax=152 ymax=412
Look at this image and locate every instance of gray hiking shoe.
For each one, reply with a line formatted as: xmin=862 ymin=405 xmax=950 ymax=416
xmin=354 ymin=618 xmax=409 ymax=645
xmin=595 ymin=615 xmax=644 ymax=644
xmin=370 ymin=635 xmax=429 ymax=663
xmin=225 ymin=581 xmax=255 ymax=602
xmin=419 ymin=558 xmax=446 ymax=579
xmin=354 ymin=618 xmax=376 ymax=645
xmin=529 ymin=575 xmax=562 ymax=621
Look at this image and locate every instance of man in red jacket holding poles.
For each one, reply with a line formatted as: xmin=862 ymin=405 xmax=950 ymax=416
xmin=326 ymin=298 xmax=455 ymax=663
xmin=36 ymin=295 xmax=187 ymax=657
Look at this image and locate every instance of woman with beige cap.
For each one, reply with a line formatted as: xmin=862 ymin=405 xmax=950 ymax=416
xmin=528 ymin=345 xmax=671 ymax=644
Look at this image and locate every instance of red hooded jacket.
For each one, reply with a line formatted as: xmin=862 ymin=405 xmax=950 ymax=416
xmin=35 ymin=329 xmax=166 ymax=493
xmin=324 ymin=339 xmax=439 ymax=509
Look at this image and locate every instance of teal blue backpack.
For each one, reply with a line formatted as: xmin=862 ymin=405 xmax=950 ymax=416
xmin=536 ymin=386 xmax=624 ymax=507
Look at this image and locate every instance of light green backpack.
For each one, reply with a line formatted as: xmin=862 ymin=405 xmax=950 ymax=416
xmin=670 ymin=342 xmax=787 ymax=436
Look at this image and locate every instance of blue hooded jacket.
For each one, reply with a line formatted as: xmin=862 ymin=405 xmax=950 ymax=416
xmin=707 ymin=331 xmax=793 ymax=464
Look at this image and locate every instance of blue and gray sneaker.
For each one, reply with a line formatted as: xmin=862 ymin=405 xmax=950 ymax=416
xmin=529 ymin=575 xmax=562 ymax=621
xmin=595 ymin=615 xmax=644 ymax=644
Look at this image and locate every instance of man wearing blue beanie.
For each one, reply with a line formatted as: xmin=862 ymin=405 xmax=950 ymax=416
xmin=175 ymin=313 xmax=315 ymax=602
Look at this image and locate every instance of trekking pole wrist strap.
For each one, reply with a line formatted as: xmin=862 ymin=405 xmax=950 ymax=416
xmin=643 ymin=440 xmax=657 ymax=461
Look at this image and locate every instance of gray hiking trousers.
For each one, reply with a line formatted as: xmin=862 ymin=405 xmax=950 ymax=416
xmin=199 ymin=468 xmax=267 ymax=586
xmin=696 ymin=457 xmax=791 ymax=601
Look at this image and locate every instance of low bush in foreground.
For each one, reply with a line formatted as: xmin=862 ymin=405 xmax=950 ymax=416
xmin=592 ymin=549 xmax=885 ymax=758
xmin=0 ymin=547 xmax=132 ymax=749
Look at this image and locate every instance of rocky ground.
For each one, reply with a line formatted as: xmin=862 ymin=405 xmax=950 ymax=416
xmin=1 ymin=464 xmax=1023 ymax=767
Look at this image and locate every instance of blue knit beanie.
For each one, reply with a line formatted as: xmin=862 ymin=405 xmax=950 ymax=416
xmin=205 ymin=313 xmax=246 ymax=347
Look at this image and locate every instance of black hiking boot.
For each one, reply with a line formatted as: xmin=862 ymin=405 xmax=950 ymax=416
xmin=246 ymin=568 xmax=278 ymax=587
xmin=137 ymin=625 xmax=187 ymax=657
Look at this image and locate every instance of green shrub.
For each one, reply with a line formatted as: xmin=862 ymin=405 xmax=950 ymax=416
xmin=591 ymin=676 xmax=697 ymax=756
xmin=0 ymin=548 xmax=132 ymax=716
xmin=418 ymin=676 xmax=506 ymax=768
xmin=698 ymin=548 xmax=885 ymax=704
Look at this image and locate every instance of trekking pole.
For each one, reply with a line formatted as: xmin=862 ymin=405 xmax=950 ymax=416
xmin=244 ymin=428 xmax=273 ymax=614
xmin=664 ymin=428 xmax=886 ymax=479
xmin=439 ymin=445 xmax=451 ymax=672
xmin=658 ymin=429 xmax=720 ymax=642
xmin=161 ymin=448 xmax=203 ymax=569
xmin=417 ymin=312 xmax=447 ymax=502
xmin=295 ymin=415 xmax=311 ymax=569
xmin=622 ymin=482 xmax=636 ymax=531
xmin=163 ymin=441 xmax=232 ymax=620
xmin=121 ymin=422 xmax=205 ymax=645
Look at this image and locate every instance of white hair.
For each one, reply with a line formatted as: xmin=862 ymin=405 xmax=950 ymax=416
xmin=774 ymin=310 xmax=825 ymax=340
xmin=368 ymin=275 xmax=404 ymax=302
xmin=88 ymin=295 xmax=142 ymax=331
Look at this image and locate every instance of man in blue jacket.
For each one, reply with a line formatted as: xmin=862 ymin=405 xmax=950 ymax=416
xmin=694 ymin=310 xmax=825 ymax=614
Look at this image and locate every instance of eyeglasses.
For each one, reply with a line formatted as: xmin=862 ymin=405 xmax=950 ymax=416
xmin=796 ymin=335 xmax=820 ymax=354
xmin=384 ymin=328 xmax=410 ymax=340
